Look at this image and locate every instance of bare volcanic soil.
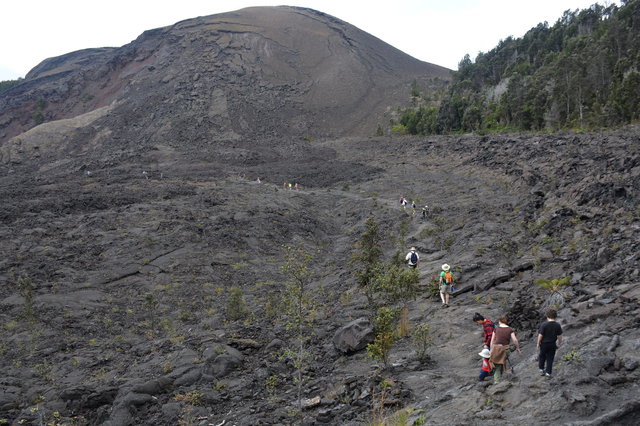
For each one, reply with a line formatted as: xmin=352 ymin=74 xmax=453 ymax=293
xmin=1 ymin=128 xmax=639 ymax=425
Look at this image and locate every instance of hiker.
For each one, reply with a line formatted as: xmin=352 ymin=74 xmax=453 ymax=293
xmin=405 ymin=247 xmax=419 ymax=269
xmin=537 ymin=308 xmax=563 ymax=377
xmin=411 ymin=200 xmax=417 ymax=214
xmin=400 ymin=197 xmax=407 ymax=209
xmin=478 ymin=348 xmax=492 ymax=381
xmin=439 ymin=264 xmax=454 ymax=307
xmin=473 ymin=312 xmax=495 ymax=350
xmin=489 ymin=315 xmax=521 ymax=384
xmin=421 ymin=205 xmax=428 ymax=220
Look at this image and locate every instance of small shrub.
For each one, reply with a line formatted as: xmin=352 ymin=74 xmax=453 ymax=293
xmin=367 ymin=307 xmax=399 ymax=367
xmin=173 ymin=389 xmax=203 ymax=406
xmin=562 ymin=349 xmax=583 ymax=363
xmin=225 ymin=287 xmax=251 ymax=322
xmin=426 ymin=275 xmax=440 ymax=298
xmin=18 ymin=276 xmax=37 ymax=321
xmin=535 ymin=276 xmax=571 ymax=293
xmin=412 ymin=324 xmax=433 ymax=362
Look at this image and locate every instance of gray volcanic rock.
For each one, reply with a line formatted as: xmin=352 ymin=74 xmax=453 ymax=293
xmin=333 ymin=317 xmax=375 ymax=354
xmin=0 ymin=6 xmax=639 ymax=426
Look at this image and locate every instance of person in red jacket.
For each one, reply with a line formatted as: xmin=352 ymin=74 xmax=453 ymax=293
xmin=473 ymin=312 xmax=495 ymax=349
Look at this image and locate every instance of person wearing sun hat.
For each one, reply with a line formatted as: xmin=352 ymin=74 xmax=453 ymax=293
xmin=439 ymin=263 xmax=453 ymax=306
xmin=478 ymin=348 xmax=492 ymax=381
xmin=405 ymin=247 xmax=419 ymax=269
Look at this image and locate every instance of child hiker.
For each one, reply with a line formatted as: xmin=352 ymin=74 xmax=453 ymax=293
xmin=478 ymin=348 xmax=492 ymax=381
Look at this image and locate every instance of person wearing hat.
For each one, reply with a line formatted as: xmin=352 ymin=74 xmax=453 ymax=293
xmin=405 ymin=247 xmax=419 ymax=269
xmin=478 ymin=348 xmax=492 ymax=381
xmin=439 ymin=264 xmax=453 ymax=306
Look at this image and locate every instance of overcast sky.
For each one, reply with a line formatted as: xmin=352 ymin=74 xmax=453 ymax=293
xmin=0 ymin=0 xmax=618 ymax=81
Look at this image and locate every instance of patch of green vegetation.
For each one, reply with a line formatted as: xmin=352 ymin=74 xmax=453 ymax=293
xmin=535 ymin=276 xmax=571 ymax=293
xmin=412 ymin=324 xmax=433 ymax=362
xmin=225 ymin=287 xmax=252 ymax=322
xmin=562 ymin=349 xmax=584 ymax=363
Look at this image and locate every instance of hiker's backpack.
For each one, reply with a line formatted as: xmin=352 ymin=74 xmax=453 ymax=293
xmin=444 ymin=271 xmax=453 ymax=284
xmin=410 ymin=252 xmax=418 ymax=264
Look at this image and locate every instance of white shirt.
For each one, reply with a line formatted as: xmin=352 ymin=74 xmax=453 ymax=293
xmin=405 ymin=251 xmax=419 ymax=264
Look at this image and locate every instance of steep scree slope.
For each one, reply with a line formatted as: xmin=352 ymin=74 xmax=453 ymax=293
xmin=0 ymin=6 xmax=450 ymax=148
xmin=0 ymin=128 xmax=639 ymax=425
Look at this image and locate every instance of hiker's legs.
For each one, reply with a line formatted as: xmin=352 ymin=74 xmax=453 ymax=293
xmin=541 ymin=343 xmax=557 ymax=374
xmin=440 ymin=285 xmax=450 ymax=304
xmin=479 ymin=370 xmax=489 ymax=381
xmin=493 ymin=364 xmax=503 ymax=383
xmin=538 ymin=347 xmax=547 ymax=371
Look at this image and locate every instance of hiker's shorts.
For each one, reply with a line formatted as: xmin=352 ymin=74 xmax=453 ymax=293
xmin=440 ymin=284 xmax=452 ymax=294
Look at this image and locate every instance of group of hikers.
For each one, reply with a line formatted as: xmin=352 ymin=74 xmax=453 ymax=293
xmin=282 ymin=181 xmax=302 ymax=190
xmin=474 ymin=309 xmax=563 ymax=384
xmin=399 ymin=197 xmax=429 ymax=219
xmin=404 ymin=247 xmax=564 ymax=383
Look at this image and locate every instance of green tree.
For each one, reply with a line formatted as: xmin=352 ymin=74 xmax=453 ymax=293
xmin=352 ymin=217 xmax=384 ymax=310
xmin=0 ymin=78 xmax=23 ymax=94
xmin=427 ymin=1 xmax=639 ymax=132
xmin=367 ymin=307 xmax=399 ymax=367
xmin=412 ymin=324 xmax=434 ymax=362
xmin=280 ymin=244 xmax=316 ymax=413
xmin=225 ymin=287 xmax=252 ymax=322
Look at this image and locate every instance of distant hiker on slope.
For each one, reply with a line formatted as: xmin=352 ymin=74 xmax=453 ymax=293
xmin=400 ymin=197 xmax=407 ymax=209
xmin=439 ymin=264 xmax=454 ymax=307
xmin=411 ymin=200 xmax=417 ymax=214
xmin=489 ymin=315 xmax=521 ymax=384
xmin=473 ymin=312 xmax=496 ymax=350
xmin=478 ymin=348 xmax=492 ymax=382
xmin=421 ymin=205 xmax=429 ymax=220
xmin=406 ymin=247 xmax=419 ymax=269
xmin=537 ymin=308 xmax=563 ymax=378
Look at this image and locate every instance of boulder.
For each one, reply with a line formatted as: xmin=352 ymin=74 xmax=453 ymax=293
xmin=203 ymin=354 xmax=243 ymax=377
xmin=174 ymin=369 xmax=202 ymax=386
xmin=586 ymin=353 xmax=616 ymax=376
xmin=132 ymin=377 xmax=172 ymax=395
xmin=474 ymin=268 xmax=513 ymax=291
xmin=333 ymin=318 xmax=374 ymax=354
xmin=121 ymin=392 xmax=154 ymax=407
xmin=203 ymin=344 xmax=243 ymax=363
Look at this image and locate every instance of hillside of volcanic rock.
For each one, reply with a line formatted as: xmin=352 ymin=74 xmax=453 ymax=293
xmin=1 ymin=6 xmax=640 ymax=426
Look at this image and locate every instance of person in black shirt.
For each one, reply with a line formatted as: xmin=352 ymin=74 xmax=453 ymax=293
xmin=537 ymin=309 xmax=563 ymax=377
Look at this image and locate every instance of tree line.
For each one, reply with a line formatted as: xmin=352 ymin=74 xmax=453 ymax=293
xmin=398 ymin=0 xmax=640 ymax=134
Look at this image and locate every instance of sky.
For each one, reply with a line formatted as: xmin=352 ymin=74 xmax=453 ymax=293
xmin=0 ymin=0 xmax=618 ymax=81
